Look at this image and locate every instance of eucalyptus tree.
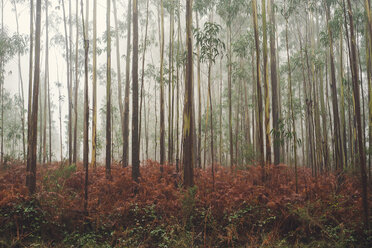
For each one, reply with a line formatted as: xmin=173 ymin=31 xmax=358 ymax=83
xmin=324 ymin=0 xmax=344 ymax=171
xmin=26 ymin=0 xmax=42 ymax=194
xmin=166 ymin=0 xmax=175 ymax=164
xmin=106 ymin=0 xmax=112 ymax=178
xmin=73 ymin=0 xmax=79 ymax=165
xmin=81 ymin=0 xmax=89 ymax=212
xmin=194 ymin=0 xmax=214 ymax=169
xmin=27 ymin=0 xmax=34 ymax=169
xmin=123 ymin=0 xmax=132 ymax=167
xmin=183 ymin=0 xmax=194 ymax=187
xmin=217 ymin=0 xmax=243 ymax=168
xmin=42 ymin=0 xmax=49 ymax=164
xmin=132 ymin=0 xmax=140 ymax=182
xmin=262 ymin=0 xmax=271 ymax=164
xmin=268 ymin=0 xmax=280 ymax=165
xmin=91 ymin=0 xmax=97 ymax=169
xmin=159 ymin=0 xmax=165 ymax=168
xmin=11 ymin=0 xmax=26 ymax=162
xmin=283 ymin=0 xmax=298 ymax=192
xmin=252 ymin=0 xmax=265 ymax=180
xmin=113 ymin=0 xmax=124 ymax=167
xmin=139 ymin=0 xmax=150 ymax=159
xmin=195 ymin=21 xmax=225 ymax=187
xmin=61 ymin=0 xmax=73 ymax=166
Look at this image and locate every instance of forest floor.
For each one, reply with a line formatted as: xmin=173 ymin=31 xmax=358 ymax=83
xmin=0 ymin=160 xmax=371 ymax=247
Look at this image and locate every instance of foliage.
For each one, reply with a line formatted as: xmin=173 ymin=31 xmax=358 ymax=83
xmin=194 ymin=22 xmax=225 ymax=64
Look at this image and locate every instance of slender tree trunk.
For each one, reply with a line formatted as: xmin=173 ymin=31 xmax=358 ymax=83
xmin=26 ymin=0 xmax=34 ymax=182
xmin=339 ymin=26 xmax=348 ymax=168
xmin=285 ymin=11 xmax=298 ymax=193
xmin=27 ymin=0 xmax=41 ymax=195
xmin=160 ymin=0 xmax=165 ymax=168
xmin=168 ymin=1 xmax=174 ymax=164
xmin=196 ymin=12 xmax=202 ymax=169
xmin=262 ymin=0 xmax=271 ymax=164
xmin=12 ymin=1 xmax=26 ymax=163
xmin=113 ymin=0 xmax=124 ymax=166
xmin=43 ymin=0 xmax=49 ymax=164
xmin=139 ymin=0 xmax=149 ymax=159
xmin=81 ymin=0 xmax=89 ymax=213
xmin=365 ymin=0 xmax=372 ymax=182
xmin=325 ymin=1 xmax=344 ymax=171
xmin=91 ymin=0 xmax=97 ymax=169
xmin=183 ymin=0 xmax=194 ymax=187
xmin=268 ymin=0 xmax=279 ymax=165
xmin=123 ymin=0 xmax=131 ymax=167
xmin=207 ymin=61 xmax=215 ymax=188
xmin=106 ymin=0 xmax=112 ymax=178
xmin=132 ymin=0 xmax=140 ymax=182
xmin=72 ymin=0 xmax=79 ymax=164
xmin=252 ymin=0 xmax=265 ymax=181
xmin=228 ymin=25 xmax=233 ymax=168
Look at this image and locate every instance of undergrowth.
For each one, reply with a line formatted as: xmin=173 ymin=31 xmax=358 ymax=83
xmin=0 ymin=160 xmax=371 ymax=247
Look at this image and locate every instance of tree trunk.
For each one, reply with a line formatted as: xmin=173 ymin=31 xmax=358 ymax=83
xmin=228 ymin=25 xmax=233 ymax=168
xmin=81 ymin=0 xmax=89 ymax=213
xmin=183 ymin=0 xmax=194 ymax=187
xmin=43 ymin=0 xmax=49 ymax=164
xmin=160 ymin=0 xmax=165 ymax=168
xmin=139 ymin=0 xmax=150 ymax=159
xmin=73 ymin=0 xmax=79 ymax=165
xmin=269 ymin=0 xmax=279 ymax=165
xmin=113 ymin=0 xmax=124 ymax=166
xmin=262 ymin=0 xmax=271 ymax=164
xmin=132 ymin=0 xmax=140 ymax=182
xmin=91 ymin=0 xmax=97 ymax=169
xmin=168 ymin=1 xmax=174 ymax=164
xmin=252 ymin=0 xmax=265 ymax=181
xmin=325 ymin=1 xmax=344 ymax=171
xmin=106 ymin=0 xmax=112 ymax=178
xmin=12 ymin=0 xmax=26 ymax=163
xmin=26 ymin=0 xmax=34 ymax=180
xmin=26 ymin=0 xmax=42 ymax=195
xmin=123 ymin=0 xmax=132 ymax=167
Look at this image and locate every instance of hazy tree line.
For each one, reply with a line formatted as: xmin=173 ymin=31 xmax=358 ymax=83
xmin=0 ymin=0 xmax=370 ymax=226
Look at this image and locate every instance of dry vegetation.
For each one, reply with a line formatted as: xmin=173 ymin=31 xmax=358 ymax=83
xmin=0 ymin=161 xmax=371 ymax=247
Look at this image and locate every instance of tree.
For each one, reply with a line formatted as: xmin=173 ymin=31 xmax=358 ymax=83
xmin=42 ymin=0 xmax=49 ymax=164
xmin=81 ymin=0 xmax=89 ymax=213
xmin=91 ymin=0 xmax=97 ymax=169
xmin=132 ymin=0 xmax=140 ymax=182
xmin=262 ymin=0 xmax=271 ymax=164
xmin=183 ymin=0 xmax=194 ymax=187
xmin=106 ymin=0 xmax=112 ymax=178
xmin=26 ymin=0 xmax=42 ymax=195
xmin=324 ymin=0 xmax=343 ymax=171
xmin=123 ymin=0 xmax=131 ymax=167
xmin=195 ymin=22 xmax=225 ymax=188
xmin=284 ymin=0 xmax=297 ymax=193
xmin=113 ymin=0 xmax=124 ymax=168
xmin=252 ymin=0 xmax=265 ymax=181
xmin=160 ymin=0 xmax=165 ymax=168
xmin=73 ymin=0 xmax=79 ymax=165
xmin=268 ymin=0 xmax=279 ymax=165
xmin=11 ymin=0 xmax=26 ymax=163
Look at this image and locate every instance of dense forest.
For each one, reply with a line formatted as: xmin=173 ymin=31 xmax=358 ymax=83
xmin=0 ymin=0 xmax=372 ymax=247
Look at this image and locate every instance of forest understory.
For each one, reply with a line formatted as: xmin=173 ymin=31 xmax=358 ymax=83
xmin=0 ymin=160 xmax=371 ymax=248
